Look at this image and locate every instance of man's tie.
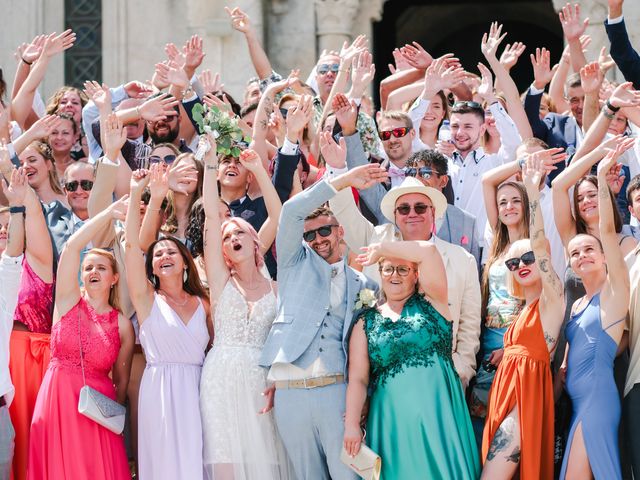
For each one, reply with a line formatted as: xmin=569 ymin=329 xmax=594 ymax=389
xmin=388 ymin=165 xmax=405 ymax=179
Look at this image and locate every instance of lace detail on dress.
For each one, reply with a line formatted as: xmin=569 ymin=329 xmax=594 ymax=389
xmin=49 ymin=298 xmax=120 ymax=379
xmin=14 ymin=257 xmax=54 ymax=333
xmin=363 ymin=293 xmax=454 ymax=388
xmin=212 ymin=280 xmax=276 ymax=348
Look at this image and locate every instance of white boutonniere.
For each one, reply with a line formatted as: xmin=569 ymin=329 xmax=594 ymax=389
xmin=354 ymin=288 xmax=377 ymax=310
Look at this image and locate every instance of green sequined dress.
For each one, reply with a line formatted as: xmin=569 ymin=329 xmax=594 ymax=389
xmin=362 ymin=293 xmax=480 ymax=480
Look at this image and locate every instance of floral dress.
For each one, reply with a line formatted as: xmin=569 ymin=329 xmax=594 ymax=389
xmin=362 ymin=293 xmax=480 ymax=480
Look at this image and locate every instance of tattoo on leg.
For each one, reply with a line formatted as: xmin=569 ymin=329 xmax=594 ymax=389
xmin=507 ymin=446 xmax=521 ymax=464
xmin=487 ymin=424 xmax=513 ymax=461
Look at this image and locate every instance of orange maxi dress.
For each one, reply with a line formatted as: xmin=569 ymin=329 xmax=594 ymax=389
xmin=481 ymin=299 xmax=555 ymax=480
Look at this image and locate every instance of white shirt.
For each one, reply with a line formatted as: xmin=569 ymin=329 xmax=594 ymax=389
xmin=0 ymin=254 xmax=24 ymax=405
xmin=449 ymin=102 xmax=522 ymax=247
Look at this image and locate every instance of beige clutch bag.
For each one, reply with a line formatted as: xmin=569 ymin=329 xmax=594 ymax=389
xmin=340 ymin=443 xmax=381 ymax=480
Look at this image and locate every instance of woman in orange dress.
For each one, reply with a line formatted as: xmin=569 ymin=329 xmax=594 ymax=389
xmin=481 ymin=151 xmax=565 ymax=479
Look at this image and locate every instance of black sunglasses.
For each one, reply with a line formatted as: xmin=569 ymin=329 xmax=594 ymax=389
xmin=404 ymin=167 xmax=436 ymax=179
xmin=65 ymin=180 xmax=94 ymax=192
xmin=149 ymin=154 xmax=177 ymax=164
xmin=505 ymin=251 xmax=536 ymax=271
xmin=379 ymin=127 xmax=410 ymax=141
xmin=317 ymin=63 xmax=340 ymax=75
xmin=395 ymin=203 xmax=432 ymax=216
xmin=303 ymin=224 xmax=338 ymax=242
xmin=279 ymin=107 xmax=289 ymax=119
xmin=453 ymin=101 xmax=483 ymax=109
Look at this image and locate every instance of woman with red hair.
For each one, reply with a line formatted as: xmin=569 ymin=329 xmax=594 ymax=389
xmin=199 ymin=135 xmax=293 ymax=480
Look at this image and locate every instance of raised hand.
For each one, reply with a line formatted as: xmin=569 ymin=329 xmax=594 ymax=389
xmin=598 ymin=47 xmax=616 ymax=73
xmin=390 ymin=48 xmax=412 ymax=73
xmin=130 ymin=169 xmax=150 ymax=194
xmin=200 ymin=133 xmax=218 ymax=166
xmin=203 ymin=93 xmax=233 ymax=114
xmin=476 ymin=63 xmax=497 ymax=104
xmin=2 ymin=168 xmax=29 ymax=207
xmin=340 ymin=35 xmax=368 ymax=64
xmin=156 ymin=60 xmax=189 ymax=90
xmin=350 ymin=51 xmax=376 ymax=98
xmin=608 ymin=0 xmax=624 ymax=18
xmin=333 ymin=163 xmax=389 ymax=191
xmin=102 ymin=113 xmax=128 ymax=158
xmin=609 ymin=81 xmax=640 ymax=109
xmin=123 ymin=81 xmax=154 ymax=99
xmin=286 ymin=94 xmax=313 ymax=137
xmin=319 ymin=131 xmax=347 ymax=169
xmin=0 ymin=140 xmax=14 ymax=174
xmin=168 ymin=161 xmax=198 ymax=195
xmin=138 ymin=93 xmax=179 ymax=122
xmin=423 ymin=55 xmax=466 ymax=98
xmin=579 ymin=62 xmax=603 ymax=95
xmin=238 ymin=149 xmax=263 ymax=173
xmin=84 ymin=80 xmax=112 ymax=113
xmin=523 ymin=148 xmax=568 ymax=189
xmin=356 ymin=243 xmax=383 ymax=266
xmin=199 ymin=70 xmax=223 ymax=95
xmin=332 ymin=93 xmax=358 ymax=135
xmin=530 ymin=47 xmax=556 ymax=90
xmin=481 ymin=22 xmax=508 ymax=60
xmin=225 ymin=6 xmax=252 ymax=34
xmin=398 ymin=41 xmax=433 ymax=70
xmin=107 ymin=194 xmax=129 ymax=221
xmin=152 ymin=61 xmax=171 ymax=90
xmin=20 ymin=34 xmax=46 ymax=64
xmin=183 ymin=35 xmax=206 ymax=74
xmin=559 ymin=3 xmax=589 ymax=41
xmin=148 ymin=163 xmax=170 ymax=201
xmin=42 ymin=29 xmax=76 ymax=58
xmin=499 ymin=42 xmax=527 ymax=70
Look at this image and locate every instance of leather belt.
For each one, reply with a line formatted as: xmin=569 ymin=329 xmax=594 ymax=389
xmin=275 ymin=374 xmax=344 ymax=390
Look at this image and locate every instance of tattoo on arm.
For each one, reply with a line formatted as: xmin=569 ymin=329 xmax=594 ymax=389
xmin=529 ymin=200 xmax=539 ymax=225
xmin=544 ymin=331 xmax=556 ymax=349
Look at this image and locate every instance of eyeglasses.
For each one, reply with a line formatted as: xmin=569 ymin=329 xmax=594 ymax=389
xmin=505 ymin=251 xmax=536 ymax=271
xmin=379 ymin=265 xmax=413 ymax=277
xmin=65 ymin=180 xmax=94 ymax=192
xmin=379 ymin=127 xmax=411 ymax=141
xmin=303 ymin=224 xmax=338 ymax=242
xmin=149 ymin=154 xmax=177 ymax=164
xmin=395 ymin=203 xmax=433 ymax=216
xmin=403 ymin=167 xmax=437 ymax=179
xmin=317 ymin=63 xmax=340 ymax=75
xmin=453 ymin=101 xmax=483 ymax=110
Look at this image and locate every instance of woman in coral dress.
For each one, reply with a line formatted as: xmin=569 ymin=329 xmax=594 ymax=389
xmin=481 ymin=152 xmax=566 ymax=479
xmin=28 ymin=197 xmax=134 ymax=480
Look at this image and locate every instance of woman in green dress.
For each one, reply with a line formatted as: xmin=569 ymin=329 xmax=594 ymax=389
xmin=343 ymin=240 xmax=480 ymax=480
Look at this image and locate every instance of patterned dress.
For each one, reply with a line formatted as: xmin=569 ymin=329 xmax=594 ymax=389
xmin=362 ymin=293 xmax=480 ymax=480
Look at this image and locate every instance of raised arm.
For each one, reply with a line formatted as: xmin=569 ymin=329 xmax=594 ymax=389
xmin=358 ymin=241 xmax=448 ymax=309
xmin=200 ymin=135 xmax=230 ymax=303
xmin=597 ymin=143 xmax=631 ymax=328
xmin=225 ymin=6 xmax=274 ymax=81
xmin=559 ymin=3 xmax=589 ymax=73
xmin=124 ymin=170 xmax=155 ymax=321
xmin=1 ymin=170 xmax=26 ymax=259
xmin=11 ymin=31 xmax=76 ymax=128
xmin=55 ymin=196 xmax=128 ymax=319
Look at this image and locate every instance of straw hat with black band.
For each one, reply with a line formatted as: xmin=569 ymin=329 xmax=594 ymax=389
xmin=380 ymin=177 xmax=448 ymax=223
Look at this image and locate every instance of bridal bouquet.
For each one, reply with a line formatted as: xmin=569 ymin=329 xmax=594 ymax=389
xmin=191 ymin=103 xmax=250 ymax=157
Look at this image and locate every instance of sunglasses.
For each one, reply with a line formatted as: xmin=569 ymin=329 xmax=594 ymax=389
xmin=395 ymin=203 xmax=433 ymax=216
xmin=317 ymin=63 xmax=340 ymax=75
xmin=149 ymin=154 xmax=177 ymax=164
xmin=453 ymin=101 xmax=483 ymax=109
xmin=279 ymin=107 xmax=289 ymax=119
xmin=379 ymin=265 xmax=413 ymax=277
xmin=379 ymin=127 xmax=410 ymax=141
xmin=65 ymin=180 xmax=94 ymax=192
xmin=303 ymin=224 xmax=338 ymax=242
xmin=505 ymin=251 xmax=536 ymax=271
xmin=404 ymin=167 xmax=436 ymax=179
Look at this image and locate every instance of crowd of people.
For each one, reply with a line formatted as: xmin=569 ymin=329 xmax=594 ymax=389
xmin=2 ymin=0 xmax=640 ymax=479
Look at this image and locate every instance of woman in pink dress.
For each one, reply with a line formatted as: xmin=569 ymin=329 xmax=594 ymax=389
xmin=27 ymin=196 xmax=134 ymax=480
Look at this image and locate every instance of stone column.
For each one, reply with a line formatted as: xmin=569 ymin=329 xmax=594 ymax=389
xmin=315 ymin=0 xmax=361 ymax=53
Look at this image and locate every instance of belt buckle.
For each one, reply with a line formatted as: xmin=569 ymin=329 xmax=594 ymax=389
xmin=303 ymin=377 xmax=313 ymax=389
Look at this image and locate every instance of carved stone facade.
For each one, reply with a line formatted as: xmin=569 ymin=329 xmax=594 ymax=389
xmin=1 ymin=0 xmax=640 ymax=101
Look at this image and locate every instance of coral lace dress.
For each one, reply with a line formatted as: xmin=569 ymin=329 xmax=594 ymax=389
xmin=27 ymin=298 xmax=130 ymax=480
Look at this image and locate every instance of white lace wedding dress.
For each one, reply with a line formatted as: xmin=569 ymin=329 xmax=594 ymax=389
xmin=200 ymin=279 xmax=293 ymax=480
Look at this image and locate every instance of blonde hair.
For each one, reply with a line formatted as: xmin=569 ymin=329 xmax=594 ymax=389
xmin=504 ymin=239 xmax=532 ymax=300
xmin=82 ymin=249 xmax=121 ymax=312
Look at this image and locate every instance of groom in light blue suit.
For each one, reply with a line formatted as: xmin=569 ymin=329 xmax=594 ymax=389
xmin=260 ymin=174 xmax=378 ymax=480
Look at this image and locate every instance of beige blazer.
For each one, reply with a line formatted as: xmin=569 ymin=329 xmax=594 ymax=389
xmin=330 ymin=187 xmax=481 ymax=387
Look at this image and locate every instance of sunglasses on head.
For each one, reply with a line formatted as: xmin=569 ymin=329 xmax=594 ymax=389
xmin=453 ymin=101 xmax=483 ymax=109
xmin=379 ymin=127 xmax=410 ymax=141
xmin=404 ymin=167 xmax=435 ymax=179
xmin=149 ymin=154 xmax=177 ymax=165
xmin=302 ymin=224 xmax=338 ymax=242
xmin=65 ymin=180 xmax=94 ymax=192
xmin=395 ymin=203 xmax=433 ymax=216
xmin=505 ymin=251 xmax=536 ymax=271
xmin=317 ymin=63 xmax=340 ymax=75
xmin=379 ymin=265 xmax=413 ymax=277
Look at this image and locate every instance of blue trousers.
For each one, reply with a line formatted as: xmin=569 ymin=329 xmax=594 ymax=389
xmin=0 ymin=406 xmax=14 ymax=480
xmin=273 ymin=383 xmax=357 ymax=480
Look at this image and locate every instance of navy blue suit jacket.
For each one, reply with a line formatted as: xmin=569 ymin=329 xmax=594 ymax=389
xmin=605 ymin=18 xmax=640 ymax=90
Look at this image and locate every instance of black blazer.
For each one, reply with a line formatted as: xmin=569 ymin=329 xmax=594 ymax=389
xmin=605 ymin=18 xmax=640 ymax=90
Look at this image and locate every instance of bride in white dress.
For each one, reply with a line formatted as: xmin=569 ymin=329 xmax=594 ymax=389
xmin=200 ymin=138 xmax=292 ymax=480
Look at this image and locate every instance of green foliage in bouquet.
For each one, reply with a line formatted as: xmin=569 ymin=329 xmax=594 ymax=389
xmin=191 ymin=103 xmax=251 ymax=158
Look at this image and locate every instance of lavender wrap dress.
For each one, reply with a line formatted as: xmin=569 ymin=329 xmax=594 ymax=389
xmin=138 ymin=294 xmax=209 ymax=480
